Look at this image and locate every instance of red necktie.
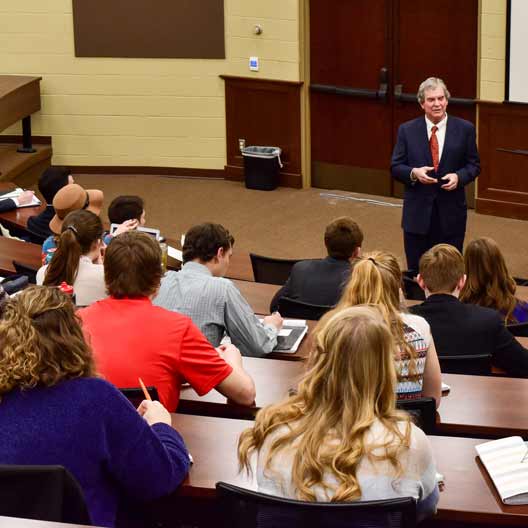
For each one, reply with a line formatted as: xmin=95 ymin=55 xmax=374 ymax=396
xmin=430 ymin=125 xmax=439 ymax=172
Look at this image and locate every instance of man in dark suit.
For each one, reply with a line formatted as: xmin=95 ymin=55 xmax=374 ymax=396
xmin=410 ymin=244 xmax=528 ymax=377
xmin=391 ymin=77 xmax=480 ymax=274
xmin=270 ymin=217 xmax=363 ymax=312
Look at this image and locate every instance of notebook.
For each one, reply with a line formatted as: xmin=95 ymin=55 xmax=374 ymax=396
xmin=475 ymin=436 xmax=528 ymax=505
xmin=0 ymin=188 xmax=41 ymax=208
xmin=260 ymin=318 xmax=308 ymax=353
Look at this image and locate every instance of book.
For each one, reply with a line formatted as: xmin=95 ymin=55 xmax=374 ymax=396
xmin=475 ymin=436 xmax=528 ymax=505
xmin=260 ymin=318 xmax=308 ymax=353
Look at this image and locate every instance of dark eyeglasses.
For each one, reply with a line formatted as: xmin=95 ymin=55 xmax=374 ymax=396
xmin=82 ymin=191 xmax=90 ymax=210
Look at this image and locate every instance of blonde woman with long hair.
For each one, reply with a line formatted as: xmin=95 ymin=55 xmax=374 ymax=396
xmin=238 ymin=306 xmax=438 ymax=520
xmin=460 ymin=237 xmax=528 ymax=324
xmin=336 ymin=251 xmax=441 ymax=406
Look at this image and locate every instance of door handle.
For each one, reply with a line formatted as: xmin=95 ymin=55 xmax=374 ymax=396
xmin=311 ymin=67 xmax=390 ymax=102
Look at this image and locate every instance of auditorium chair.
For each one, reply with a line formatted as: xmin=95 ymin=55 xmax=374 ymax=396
xmin=507 ymin=321 xmax=528 ymax=338
xmin=120 ymin=386 xmax=160 ymax=408
xmin=216 ymin=482 xmax=417 ymax=528
xmin=396 ymin=398 xmax=436 ymax=435
xmin=249 ymin=253 xmax=302 ymax=285
xmin=13 ymin=260 xmax=38 ymax=284
xmin=277 ymin=297 xmax=333 ymax=320
xmin=0 ymin=465 xmax=90 ymax=524
xmin=438 ymin=354 xmax=492 ymax=376
xmin=401 ymin=271 xmax=425 ymax=301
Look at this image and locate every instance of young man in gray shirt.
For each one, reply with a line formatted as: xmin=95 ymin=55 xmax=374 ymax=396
xmin=154 ymin=223 xmax=282 ymax=357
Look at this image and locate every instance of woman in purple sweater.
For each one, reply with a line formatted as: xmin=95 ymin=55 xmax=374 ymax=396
xmin=0 ymin=286 xmax=190 ymax=527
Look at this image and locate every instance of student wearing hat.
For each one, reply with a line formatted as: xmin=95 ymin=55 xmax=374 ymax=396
xmin=26 ymin=166 xmax=73 ymax=241
xmin=41 ymin=183 xmax=104 ymax=265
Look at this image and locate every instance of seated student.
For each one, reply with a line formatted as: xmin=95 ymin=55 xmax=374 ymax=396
xmin=238 ymin=306 xmax=438 ymax=521
xmin=329 ymin=251 xmax=441 ymax=405
xmin=0 ymin=286 xmax=190 ymax=528
xmin=410 ymin=244 xmax=528 ymax=376
xmin=42 ymin=183 xmax=104 ymax=265
xmin=36 ymin=210 xmax=106 ymax=306
xmin=27 ymin=166 xmax=73 ymax=241
xmin=270 ymin=216 xmax=363 ymax=312
xmin=79 ymin=231 xmax=255 ymax=411
xmin=460 ymin=237 xmax=528 ymax=324
xmin=154 ymin=223 xmax=282 ymax=358
xmin=104 ymin=195 xmax=146 ymax=244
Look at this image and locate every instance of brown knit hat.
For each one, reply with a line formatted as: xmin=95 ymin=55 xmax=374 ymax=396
xmin=50 ymin=184 xmax=104 ymax=234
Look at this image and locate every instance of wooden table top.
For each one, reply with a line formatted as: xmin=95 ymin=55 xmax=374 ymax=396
xmin=0 ymin=517 xmax=97 ymax=528
xmin=172 ymin=413 xmax=528 ymax=525
xmin=178 ymin=357 xmax=528 ymax=438
xmin=0 ymin=236 xmax=41 ymax=275
xmin=232 ymin=278 xmax=280 ymax=315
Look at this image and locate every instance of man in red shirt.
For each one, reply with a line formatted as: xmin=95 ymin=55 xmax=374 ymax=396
xmin=79 ymin=231 xmax=255 ymax=411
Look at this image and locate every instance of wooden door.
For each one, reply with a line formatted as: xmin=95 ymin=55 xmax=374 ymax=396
xmin=310 ymin=0 xmax=479 ymax=200
xmin=310 ymin=0 xmax=393 ymax=195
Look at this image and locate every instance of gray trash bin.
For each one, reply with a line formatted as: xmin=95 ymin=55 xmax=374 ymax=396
xmin=242 ymin=146 xmax=283 ymax=190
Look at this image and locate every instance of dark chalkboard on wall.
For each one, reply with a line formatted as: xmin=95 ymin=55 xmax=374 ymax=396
xmin=72 ymin=0 xmax=225 ymax=59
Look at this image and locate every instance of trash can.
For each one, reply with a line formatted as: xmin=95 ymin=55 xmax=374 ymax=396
xmin=242 ymin=146 xmax=283 ymax=191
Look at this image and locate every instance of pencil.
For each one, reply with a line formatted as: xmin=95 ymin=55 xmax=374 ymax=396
xmin=138 ymin=377 xmax=152 ymax=401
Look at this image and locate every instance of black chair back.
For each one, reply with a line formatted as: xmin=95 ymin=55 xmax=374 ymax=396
xmin=396 ymin=398 xmax=436 ymax=435
xmin=120 ymin=386 xmax=160 ymax=407
xmin=0 ymin=465 xmax=91 ymax=525
xmin=278 ymin=297 xmax=332 ymax=320
xmin=507 ymin=321 xmax=528 ymax=337
xmin=249 ymin=253 xmax=301 ymax=285
xmin=13 ymin=260 xmax=38 ymax=284
xmin=216 ymin=482 xmax=416 ymax=528
xmin=401 ymin=272 xmax=425 ymax=301
xmin=438 ymin=354 xmax=492 ymax=376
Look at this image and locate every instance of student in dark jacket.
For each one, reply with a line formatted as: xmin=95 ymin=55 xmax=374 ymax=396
xmin=27 ymin=166 xmax=73 ymax=241
xmin=270 ymin=217 xmax=363 ymax=312
xmin=410 ymin=243 xmax=528 ymax=377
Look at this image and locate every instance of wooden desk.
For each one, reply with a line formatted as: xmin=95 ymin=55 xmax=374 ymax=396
xmin=231 ymin=279 xmax=280 ymax=316
xmin=172 ymin=414 xmax=528 ymax=525
xmin=178 ymin=358 xmax=528 ymax=439
xmin=178 ymin=357 xmax=305 ymax=419
xmin=0 ymin=182 xmax=45 ymax=233
xmin=0 ymin=517 xmax=95 ymax=528
xmin=0 ymin=236 xmax=41 ymax=275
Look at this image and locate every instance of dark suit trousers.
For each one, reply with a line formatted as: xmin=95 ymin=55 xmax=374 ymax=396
xmin=404 ymin=201 xmax=465 ymax=274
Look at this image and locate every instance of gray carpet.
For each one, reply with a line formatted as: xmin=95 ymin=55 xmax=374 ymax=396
xmin=73 ymin=174 xmax=528 ymax=278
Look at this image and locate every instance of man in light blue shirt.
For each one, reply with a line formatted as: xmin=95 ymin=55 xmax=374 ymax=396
xmin=154 ymin=223 xmax=282 ymax=357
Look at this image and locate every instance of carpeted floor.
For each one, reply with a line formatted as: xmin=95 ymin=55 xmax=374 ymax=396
xmin=73 ymin=174 xmax=528 ymax=278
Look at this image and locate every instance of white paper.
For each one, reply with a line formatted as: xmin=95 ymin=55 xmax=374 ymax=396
xmin=168 ymin=245 xmax=182 ymax=261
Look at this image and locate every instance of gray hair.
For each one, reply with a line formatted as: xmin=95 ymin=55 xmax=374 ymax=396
xmin=417 ymin=77 xmax=451 ymax=104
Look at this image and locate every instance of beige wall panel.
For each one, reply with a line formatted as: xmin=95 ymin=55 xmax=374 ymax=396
xmin=1 ymin=0 xmax=301 ymax=169
xmin=52 ymin=136 xmax=225 ymax=158
xmin=479 ymin=0 xmax=506 ymax=101
xmin=41 ymin=95 xmax=224 ymax=118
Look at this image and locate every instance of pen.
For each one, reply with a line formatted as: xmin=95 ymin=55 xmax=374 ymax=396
xmin=138 ymin=377 xmax=152 ymax=401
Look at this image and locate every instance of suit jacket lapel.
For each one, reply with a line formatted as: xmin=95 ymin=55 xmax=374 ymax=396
xmin=417 ymin=118 xmax=433 ymax=167
xmin=438 ymin=117 xmax=455 ymax=172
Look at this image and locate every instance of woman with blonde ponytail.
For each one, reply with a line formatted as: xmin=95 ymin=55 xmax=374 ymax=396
xmin=238 ymin=306 xmax=438 ymax=520
xmin=37 ymin=209 xmax=106 ymax=306
xmin=335 ymin=251 xmax=441 ymax=406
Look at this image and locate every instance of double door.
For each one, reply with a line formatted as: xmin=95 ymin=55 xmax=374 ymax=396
xmin=309 ymin=0 xmax=478 ymax=198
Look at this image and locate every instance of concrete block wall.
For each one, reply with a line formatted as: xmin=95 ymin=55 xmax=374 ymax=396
xmin=0 ymin=0 xmax=300 ymax=169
